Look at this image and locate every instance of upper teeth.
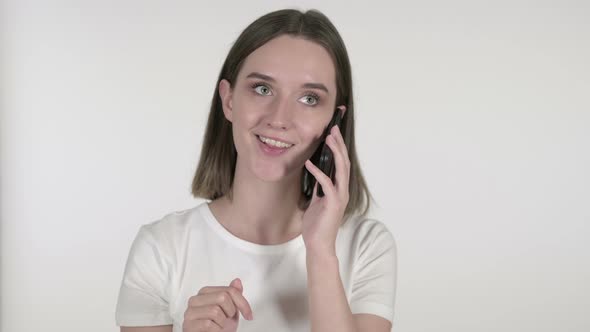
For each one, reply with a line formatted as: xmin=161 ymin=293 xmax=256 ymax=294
xmin=258 ymin=135 xmax=293 ymax=148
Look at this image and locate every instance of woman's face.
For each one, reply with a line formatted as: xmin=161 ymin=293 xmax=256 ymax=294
xmin=219 ymin=34 xmax=345 ymax=182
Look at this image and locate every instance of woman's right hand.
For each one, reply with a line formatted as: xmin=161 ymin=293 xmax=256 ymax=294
xmin=182 ymin=278 xmax=254 ymax=332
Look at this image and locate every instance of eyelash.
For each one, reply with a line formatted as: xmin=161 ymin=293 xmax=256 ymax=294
xmin=250 ymin=82 xmax=270 ymax=94
xmin=303 ymin=92 xmax=321 ymax=106
xmin=249 ymin=82 xmax=321 ymax=106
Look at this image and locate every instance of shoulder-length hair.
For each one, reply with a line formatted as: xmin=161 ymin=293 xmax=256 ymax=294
xmin=191 ymin=8 xmax=373 ymax=219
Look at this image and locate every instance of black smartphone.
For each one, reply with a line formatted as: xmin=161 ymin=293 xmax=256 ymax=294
xmin=305 ymin=108 xmax=344 ymax=198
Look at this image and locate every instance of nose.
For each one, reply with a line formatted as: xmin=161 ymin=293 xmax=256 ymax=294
xmin=266 ymin=97 xmax=293 ymax=130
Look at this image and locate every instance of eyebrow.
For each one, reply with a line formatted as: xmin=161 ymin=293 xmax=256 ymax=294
xmin=245 ymin=72 xmax=330 ymax=94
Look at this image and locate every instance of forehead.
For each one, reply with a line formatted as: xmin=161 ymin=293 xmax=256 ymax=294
xmin=237 ymin=35 xmax=336 ymax=90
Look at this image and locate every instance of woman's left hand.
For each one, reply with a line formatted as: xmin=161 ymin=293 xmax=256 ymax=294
xmin=301 ymin=121 xmax=351 ymax=256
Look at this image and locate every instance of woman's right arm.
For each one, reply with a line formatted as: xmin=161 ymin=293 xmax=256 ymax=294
xmin=121 ymin=326 xmax=172 ymax=332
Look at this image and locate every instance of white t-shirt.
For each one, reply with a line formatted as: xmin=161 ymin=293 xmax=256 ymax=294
xmin=115 ymin=202 xmax=397 ymax=331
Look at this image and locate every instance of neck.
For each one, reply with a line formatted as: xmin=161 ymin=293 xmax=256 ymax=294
xmin=209 ymin=157 xmax=307 ymax=245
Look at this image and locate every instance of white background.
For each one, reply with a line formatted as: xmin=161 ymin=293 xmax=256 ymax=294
xmin=1 ymin=0 xmax=589 ymax=331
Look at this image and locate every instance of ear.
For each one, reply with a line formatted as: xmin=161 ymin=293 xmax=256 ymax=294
xmin=218 ymin=79 xmax=234 ymax=122
xmin=337 ymin=105 xmax=347 ymax=116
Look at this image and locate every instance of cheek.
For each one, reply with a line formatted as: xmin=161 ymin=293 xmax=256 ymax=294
xmin=233 ymin=95 xmax=271 ymax=122
xmin=297 ymin=115 xmax=329 ymax=140
xmin=297 ymin=122 xmax=327 ymax=155
xmin=231 ymin=98 xmax=261 ymax=125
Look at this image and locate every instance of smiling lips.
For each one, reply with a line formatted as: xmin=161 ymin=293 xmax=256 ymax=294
xmin=256 ymin=135 xmax=294 ymax=148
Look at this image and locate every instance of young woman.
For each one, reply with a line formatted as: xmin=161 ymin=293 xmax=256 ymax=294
xmin=116 ymin=8 xmax=397 ymax=332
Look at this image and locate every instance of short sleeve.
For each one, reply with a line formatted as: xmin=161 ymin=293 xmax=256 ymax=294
xmin=115 ymin=224 xmax=174 ymax=327
xmin=349 ymin=221 xmax=397 ymax=325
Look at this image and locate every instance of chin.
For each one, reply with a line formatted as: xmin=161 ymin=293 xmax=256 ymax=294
xmin=251 ymin=163 xmax=288 ymax=182
xmin=251 ymin=158 xmax=301 ymax=183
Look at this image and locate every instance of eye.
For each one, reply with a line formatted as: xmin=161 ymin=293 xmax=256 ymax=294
xmin=299 ymin=93 xmax=320 ymax=106
xmin=251 ymin=82 xmax=272 ymax=96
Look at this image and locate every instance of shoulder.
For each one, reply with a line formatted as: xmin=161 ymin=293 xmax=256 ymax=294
xmin=135 ymin=203 xmax=206 ymax=255
xmin=142 ymin=205 xmax=199 ymax=234
xmin=342 ymin=214 xmax=395 ymax=243
xmin=339 ymin=214 xmax=397 ymax=256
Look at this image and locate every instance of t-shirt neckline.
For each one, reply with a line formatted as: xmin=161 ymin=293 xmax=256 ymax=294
xmin=198 ymin=202 xmax=305 ymax=255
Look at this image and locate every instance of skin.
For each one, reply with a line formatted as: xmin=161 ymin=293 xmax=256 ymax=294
xmin=122 ymin=34 xmax=391 ymax=332
xmin=210 ymin=34 xmax=346 ymax=246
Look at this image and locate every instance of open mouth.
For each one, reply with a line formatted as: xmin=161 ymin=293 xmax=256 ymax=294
xmin=255 ymin=135 xmax=294 ymax=149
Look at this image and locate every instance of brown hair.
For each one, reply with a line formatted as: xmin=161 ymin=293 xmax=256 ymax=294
xmin=191 ymin=8 xmax=374 ymax=219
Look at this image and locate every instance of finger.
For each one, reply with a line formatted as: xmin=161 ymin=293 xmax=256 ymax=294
xmin=230 ymin=278 xmax=243 ymax=292
xmin=184 ymin=318 xmax=222 ymax=331
xmin=330 ymin=125 xmax=350 ymax=166
xmin=188 ymin=292 xmax=237 ymax=319
xmin=310 ymin=175 xmax=320 ymax=204
xmin=183 ymin=304 xmax=226 ymax=329
xmin=325 ymin=135 xmax=350 ymax=194
xmin=305 ymin=159 xmax=336 ymax=198
xmin=197 ymin=286 xmax=253 ymax=320
xmin=329 ymin=125 xmax=351 ymax=195
xmin=224 ymin=286 xmax=253 ymax=320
